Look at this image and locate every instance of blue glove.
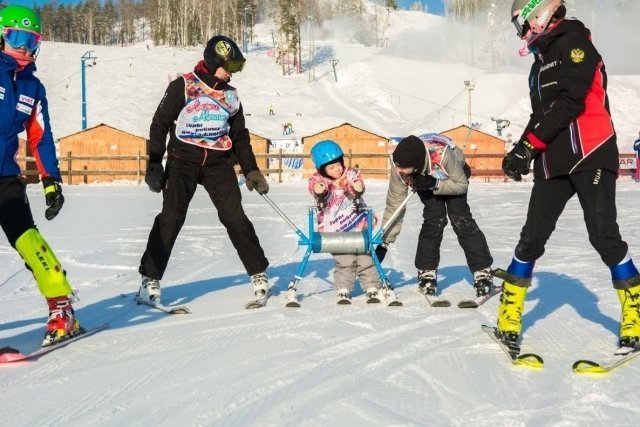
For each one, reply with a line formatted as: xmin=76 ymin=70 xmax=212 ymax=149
xmin=42 ymin=177 xmax=64 ymax=220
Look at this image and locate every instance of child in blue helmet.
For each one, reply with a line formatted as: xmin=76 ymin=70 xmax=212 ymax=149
xmin=308 ymin=140 xmax=381 ymax=304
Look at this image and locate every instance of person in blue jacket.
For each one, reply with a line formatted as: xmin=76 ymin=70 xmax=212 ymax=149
xmin=0 ymin=5 xmax=82 ymax=347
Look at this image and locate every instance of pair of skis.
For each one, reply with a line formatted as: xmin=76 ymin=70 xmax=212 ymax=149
xmin=483 ymin=324 xmax=640 ymax=373
xmin=424 ymin=285 xmax=502 ymax=308
xmin=281 ymin=286 xmax=403 ymax=308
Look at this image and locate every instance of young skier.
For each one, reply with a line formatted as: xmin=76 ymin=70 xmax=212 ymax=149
xmin=308 ymin=140 xmax=382 ymax=303
xmin=376 ymin=133 xmax=494 ymax=299
xmin=497 ymin=0 xmax=640 ymax=350
xmin=137 ymin=35 xmax=271 ymax=305
xmin=0 ymin=5 xmax=82 ymax=346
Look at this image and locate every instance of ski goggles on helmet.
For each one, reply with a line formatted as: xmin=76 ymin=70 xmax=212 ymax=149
xmin=511 ymin=13 xmax=531 ymax=39
xmin=223 ymin=58 xmax=246 ymax=73
xmin=2 ymin=27 xmax=42 ymax=52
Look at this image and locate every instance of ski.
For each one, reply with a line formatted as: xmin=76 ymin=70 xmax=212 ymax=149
xmin=133 ymin=296 xmax=191 ymax=314
xmin=245 ymin=290 xmax=270 ymax=309
xmin=572 ymin=347 xmax=640 ymax=374
xmin=458 ymin=286 xmax=503 ymax=308
xmin=284 ymin=288 xmax=301 ymax=308
xmin=417 ymin=286 xmax=449 ymax=307
xmin=481 ymin=324 xmax=543 ymax=368
xmin=382 ymin=287 xmax=403 ymax=306
xmin=337 ymin=297 xmax=352 ymax=305
xmin=0 ymin=323 xmax=109 ymax=364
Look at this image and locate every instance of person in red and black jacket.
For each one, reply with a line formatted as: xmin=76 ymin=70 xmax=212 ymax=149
xmin=137 ymin=35 xmax=271 ymax=305
xmin=495 ymin=0 xmax=640 ymax=351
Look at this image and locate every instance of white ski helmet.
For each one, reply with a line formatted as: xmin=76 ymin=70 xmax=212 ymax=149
xmin=511 ymin=0 xmax=564 ymax=38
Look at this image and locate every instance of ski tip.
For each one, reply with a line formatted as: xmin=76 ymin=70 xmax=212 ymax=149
xmin=572 ymin=360 xmax=607 ymax=374
xmin=514 ymin=353 xmax=544 ymax=369
xmin=387 ymin=300 xmax=403 ymax=306
xmin=458 ymin=301 xmax=479 ymax=309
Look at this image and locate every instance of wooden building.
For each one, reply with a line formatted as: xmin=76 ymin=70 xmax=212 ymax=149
xmin=302 ymin=123 xmax=390 ymax=179
xmin=441 ymin=125 xmax=507 ymax=176
xmin=58 ymin=124 xmax=147 ymax=184
xmin=249 ymin=132 xmax=270 ymax=172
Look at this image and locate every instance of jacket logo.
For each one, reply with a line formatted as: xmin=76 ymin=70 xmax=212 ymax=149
xmin=570 ymin=48 xmax=585 ymax=63
xmin=16 ymin=103 xmax=32 ymax=115
xmin=19 ymin=95 xmax=35 ymax=105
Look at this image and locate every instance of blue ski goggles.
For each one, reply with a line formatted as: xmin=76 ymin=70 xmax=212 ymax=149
xmin=223 ymin=58 xmax=246 ymax=73
xmin=2 ymin=27 xmax=42 ymax=52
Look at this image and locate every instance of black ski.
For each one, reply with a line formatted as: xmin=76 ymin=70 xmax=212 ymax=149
xmin=458 ymin=286 xmax=502 ymax=308
xmin=481 ymin=324 xmax=543 ymax=368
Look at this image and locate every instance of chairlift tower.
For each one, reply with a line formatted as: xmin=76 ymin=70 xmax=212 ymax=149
xmin=81 ymin=51 xmax=97 ymax=130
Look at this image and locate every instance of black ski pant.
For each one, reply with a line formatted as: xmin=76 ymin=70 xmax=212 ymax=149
xmin=415 ymin=191 xmax=493 ymax=273
xmin=139 ymin=159 xmax=269 ymax=280
xmin=0 ymin=176 xmax=35 ymax=246
xmin=515 ymin=169 xmax=628 ymax=267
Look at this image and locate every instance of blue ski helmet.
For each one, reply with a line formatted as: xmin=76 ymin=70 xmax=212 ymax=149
xmin=310 ymin=140 xmax=344 ymax=169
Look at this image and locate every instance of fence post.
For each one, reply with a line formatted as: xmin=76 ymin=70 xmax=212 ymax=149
xmin=137 ymin=150 xmax=141 ymax=184
xmin=67 ymin=151 xmax=72 ymax=185
xmin=347 ymin=149 xmax=352 ymax=167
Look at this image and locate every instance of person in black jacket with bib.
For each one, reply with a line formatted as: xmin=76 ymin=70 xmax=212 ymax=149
xmin=137 ymin=35 xmax=270 ymax=305
xmin=496 ymin=0 xmax=640 ymax=351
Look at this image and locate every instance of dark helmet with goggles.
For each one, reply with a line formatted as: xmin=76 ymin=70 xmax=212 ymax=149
xmin=203 ymin=35 xmax=245 ymax=74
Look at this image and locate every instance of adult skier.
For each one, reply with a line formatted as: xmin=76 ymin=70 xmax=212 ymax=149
xmin=0 ymin=4 xmax=82 ymax=346
xmin=137 ymin=35 xmax=271 ymax=304
xmin=497 ymin=0 xmax=640 ymax=350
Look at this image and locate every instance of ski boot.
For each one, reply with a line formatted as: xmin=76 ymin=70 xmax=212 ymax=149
xmin=138 ymin=276 xmax=161 ymax=304
xmin=43 ymin=296 xmax=82 ymax=347
xmin=473 ymin=268 xmax=495 ymax=297
xmin=418 ymin=270 xmax=437 ymax=296
xmin=496 ymin=281 xmax=528 ymax=349
xmin=365 ymin=287 xmax=381 ymax=303
xmin=251 ymin=272 xmax=270 ymax=299
xmin=617 ymin=283 xmax=640 ymax=349
xmin=336 ymin=288 xmax=351 ymax=305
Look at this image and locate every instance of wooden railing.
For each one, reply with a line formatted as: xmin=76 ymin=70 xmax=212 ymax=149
xmin=15 ymin=151 xmax=638 ymax=184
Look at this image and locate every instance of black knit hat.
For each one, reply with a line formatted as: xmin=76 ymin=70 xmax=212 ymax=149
xmin=393 ymin=135 xmax=426 ymax=168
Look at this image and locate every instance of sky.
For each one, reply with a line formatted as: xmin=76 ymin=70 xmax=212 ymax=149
xmin=2 ymin=6 xmax=640 ymax=426
xmin=398 ymin=0 xmax=445 ymax=14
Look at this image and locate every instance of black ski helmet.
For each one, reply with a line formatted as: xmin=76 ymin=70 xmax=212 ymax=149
xmin=203 ymin=35 xmax=245 ymax=74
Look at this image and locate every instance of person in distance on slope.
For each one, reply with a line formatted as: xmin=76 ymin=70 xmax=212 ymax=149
xmin=377 ymin=134 xmax=494 ymax=298
xmin=308 ymin=140 xmax=382 ymax=303
xmin=496 ymin=0 xmax=640 ymax=349
xmin=138 ymin=35 xmax=271 ymax=304
xmin=0 ymin=5 xmax=83 ymax=346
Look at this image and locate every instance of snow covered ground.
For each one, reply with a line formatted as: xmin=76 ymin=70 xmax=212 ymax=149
xmin=2 ymin=181 xmax=640 ymax=426
xmin=2 ymin=6 xmax=640 ymax=427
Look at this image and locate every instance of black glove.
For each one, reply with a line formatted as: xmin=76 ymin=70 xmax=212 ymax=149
xmin=412 ymin=173 xmax=438 ymax=191
xmin=145 ymin=163 xmax=165 ymax=193
xmin=502 ymin=139 xmax=539 ymax=181
xmin=245 ymin=170 xmax=269 ymax=195
xmin=374 ymin=244 xmax=388 ymax=263
xmin=42 ymin=177 xmax=64 ymax=220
